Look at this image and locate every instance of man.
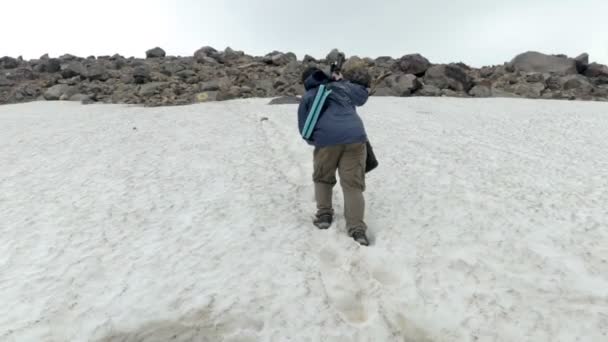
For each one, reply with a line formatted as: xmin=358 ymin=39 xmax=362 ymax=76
xmin=297 ymin=66 xmax=371 ymax=246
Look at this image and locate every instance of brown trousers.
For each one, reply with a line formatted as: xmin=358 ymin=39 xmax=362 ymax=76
xmin=313 ymin=142 xmax=367 ymax=235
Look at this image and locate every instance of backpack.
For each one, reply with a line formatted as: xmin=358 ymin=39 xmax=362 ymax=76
xmin=301 ymin=84 xmax=332 ymax=140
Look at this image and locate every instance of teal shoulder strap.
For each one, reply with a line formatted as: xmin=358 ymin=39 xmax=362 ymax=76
xmin=302 ymin=85 xmax=332 ymax=139
xmin=301 ymin=85 xmax=325 ymax=138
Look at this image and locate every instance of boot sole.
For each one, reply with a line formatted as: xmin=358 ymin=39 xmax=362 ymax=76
xmin=354 ymin=238 xmax=370 ymax=246
xmin=315 ymin=222 xmax=331 ymax=230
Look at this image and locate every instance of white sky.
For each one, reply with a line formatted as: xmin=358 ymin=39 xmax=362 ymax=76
xmin=1 ymin=0 xmax=607 ymax=67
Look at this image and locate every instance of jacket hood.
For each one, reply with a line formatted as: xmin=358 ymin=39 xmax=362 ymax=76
xmin=304 ymin=70 xmax=329 ymax=90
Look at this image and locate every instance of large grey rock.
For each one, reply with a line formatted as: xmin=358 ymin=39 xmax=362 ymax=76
xmin=417 ymin=84 xmax=442 ymax=96
xmin=138 ymin=82 xmax=168 ymax=97
xmin=61 ymin=62 xmax=86 ymax=78
xmin=593 ymin=85 xmax=608 ymax=98
xmin=79 ymin=82 xmax=108 ymax=100
xmin=161 ymin=62 xmax=185 ymax=76
xmin=575 ymin=53 xmax=589 ymax=74
xmin=264 ymin=52 xmax=297 ymax=66
xmin=268 ymin=96 xmax=301 ymax=105
xmin=374 ymin=74 xmax=420 ymax=96
xmin=44 ymin=84 xmax=70 ymax=100
xmin=510 ymin=82 xmax=546 ymax=98
xmin=254 ymin=79 xmax=275 ymax=96
xmin=584 ymin=63 xmax=608 ymax=78
xmin=60 ymin=75 xmax=83 ymax=86
xmin=200 ymin=80 xmax=221 ymax=92
xmin=176 ymin=69 xmax=197 ymax=80
xmin=342 ymin=56 xmax=365 ymax=70
xmin=218 ymin=47 xmax=244 ymax=63
xmin=41 ymin=58 xmax=61 ymax=73
xmin=303 ymin=55 xmax=317 ymax=63
xmin=540 ymin=74 xmax=601 ymax=98
xmin=424 ymin=64 xmax=473 ymax=92
xmin=479 ymin=66 xmax=497 ymax=78
xmin=374 ymin=56 xmax=395 ymax=69
xmin=200 ymin=77 xmax=232 ymax=93
xmin=510 ymin=51 xmax=577 ymax=75
xmin=396 ymin=54 xmax=431 ymax=76
xmin=146 ymin=47 xmax=166 ymax=59
xmin=11 ymin=83 xmax=41 ymax=101
xmin=281 ymin=61 xmax=301 ymax=76
xmin=59 ymin=54 xmax=78 ymax=61
xmin=1 ymin=56 xmax=20 ymax=69
xmin=541 ymin=74 xmax=595 ymax=93
xmin=278 ymin=53 xmax=297 ymax=65
xmin=490 ymin=72 xmax=541 ymax=98
xmin=194 ymin=46 xmax=220 ymax=63
xmin=525 ymin=73 xmax=545 ymax=83
xmin=108 ymin=84 xmax=137 ymax=103
xmin=5 ymin=68 xmax=35 ymax=81
xmin=469 ymin=85 xmax=492 ymax=97
xmin=112 ymin=56 xmax=127 ymax=70
xmin=562 ymin=74 xmax=594 ymax=92
xmin=87 ymin=64 xmax=109 ymax=81
xmin=273 ymin=77 xmax=289 ymax=90
xmin=546 ymin=76 xmax=563 ymax=90
xmin=133 ymin=65 xmax=151 ymax=84
xmin=597 ymin=77 xmax=608 ymax=86
xmin=0 ymin=76 xmax=14 ymax=87
xmin=217 ymin=86 xmax=245 ymax=101
xmin=32 ymin=60 xmax=45 ymax=73
xmin=544 ymin=75 xmax=597 ymax=100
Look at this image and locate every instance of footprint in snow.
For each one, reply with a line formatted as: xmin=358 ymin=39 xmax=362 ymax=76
xmin=318 ymin=247 xmax=378 ymax=325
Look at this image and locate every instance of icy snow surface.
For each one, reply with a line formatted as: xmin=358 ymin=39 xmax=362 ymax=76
xmin=1 ymin=97 xmax=607 ymax=341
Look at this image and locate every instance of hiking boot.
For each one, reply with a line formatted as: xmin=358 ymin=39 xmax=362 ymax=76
xmin=313 ymin=213 xmax=333 ymax=229
xmin=351 ymin=231 xmax=369 ymax=246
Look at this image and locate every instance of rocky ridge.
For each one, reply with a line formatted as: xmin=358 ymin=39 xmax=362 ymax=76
xmin=1 ymin=47 xmax=607 ymax=106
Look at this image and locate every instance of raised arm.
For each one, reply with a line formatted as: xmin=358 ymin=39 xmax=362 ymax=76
xmin=342 ymin=80 xmax=369 ymax=107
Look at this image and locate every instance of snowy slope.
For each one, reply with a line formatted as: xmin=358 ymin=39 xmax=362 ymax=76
xmin=1 ymin=98 xmax=607 ymax=342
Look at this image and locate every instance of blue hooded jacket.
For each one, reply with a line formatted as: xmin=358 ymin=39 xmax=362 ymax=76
xmin=298 ymin=73 xmax=369 ymax=148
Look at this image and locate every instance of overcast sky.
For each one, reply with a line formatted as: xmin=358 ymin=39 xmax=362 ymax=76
xmin=2 ymin=0 xmax=607 ymax=67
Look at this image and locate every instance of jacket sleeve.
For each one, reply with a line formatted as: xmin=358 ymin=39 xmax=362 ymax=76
xmin=342 ymin=81 xmax=369 ymax=107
